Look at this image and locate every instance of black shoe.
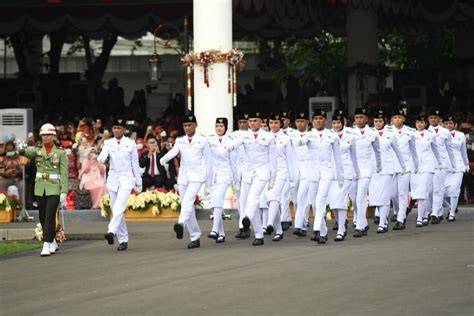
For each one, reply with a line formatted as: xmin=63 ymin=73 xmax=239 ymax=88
xmin=207 ymin=231 xmax=218 ymax=239
xmin=241 ymin=229 xmax=251 ymax=239
xmin=455 ymin=208 xmax=459 ymax=214
xmin=416 ymin=221 xmax=423 ymax=227
xmin=310 ymin=231 xmax=320 ymax=242
xmin=252 ymin=238 xmax=264 ymax=246
xmin=272 ymin=234 xmax=283 ymax=241
xmin=216 ymin=236 xmax=226 ymax=243
xmin=235 ymin=229 xmax=244 ymax=239
xmin=117 ymin=242 xmax=128 ymax=251
xmin=363 ymin=226 xmax=369 ymax=235
xmin=377 ymin=226 xmax=386 ymax=234
xmin=438 ymin=216 xmax=444 ymax=223
xmin=187 ymin=239 xmax=200 ymax=249
xmin=430 ymin=215 xmax=439 ymax=225
xmin=317 ymin=235 xmax=328 ymax=244
xmin=334 ymin=234 xmax=345 ymax=242
xmin=406 ymin=206 xmax=413 ymax=216
xmin=391 ymin=214 xmax=398 ymax=222
xmin=373 ymin=216 xmax=380 ymax=224
xmin=332 ymin=221 xmax=339 ymax=231
xmin=104 ymin=232 xmax=114 ymax=245
xmin=266 ymin=225 xmax=274 ymax=235
xmin=293 ymin=228 xmax=306 ymax=237
xmin=447 ymin=215 xmax=455 ymax=222
xmin=353 ymin=229 xmax=364 ymax=238
xmin=174 ymin=223 xmax=184 ymax=239
xmin=281 ymin=221 xmax=292 ymax=231
xmin=422 ymin=218 xmax=429 ymax=226
xmin=262 ymin=227 xmax=268 ymax=235
xmin=392 ymin=221 xmax=405 ymax=230
xmin=242 ymin=217 xmax=251 ymax=230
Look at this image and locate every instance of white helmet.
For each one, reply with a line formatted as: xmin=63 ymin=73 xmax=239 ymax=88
xmin=39 ymin=123 xmax=56 ymax=135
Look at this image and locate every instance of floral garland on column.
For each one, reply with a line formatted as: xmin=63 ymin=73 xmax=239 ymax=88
xmin=181 ymin=49 xmax=245 ymax=109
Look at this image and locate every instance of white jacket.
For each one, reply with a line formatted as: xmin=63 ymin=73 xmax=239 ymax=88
xmin=413 ymin=129 xmax=442 ymax=174
xmin=392 ymin=125 xmax=419 ymax=173
xmin=306 ymin=128 xmax=344 ymax=181
xmin=287 ymin=129 xmax=312 ymax=180
xmin=428 ymin=125 xmax=456 ymax=170
xmin=333 ymin=129 xmax=360 ymax=180
xmin=449 ymin=130 xmax=469 ymax=173
xmin=207 ymin=134 xmax=236 ymax=185
xmin=98 ymin=137 xmax=142 ymax=192
xmin=373 ymin=126 xmax=406 ymax=175
xmin=160 ymin=134 xmax=212 ymax=185
xmin=347 ymin=125 xmax=381 ymax=178
xmin=269 ymin=130 xmax=295 ymax=182
xmin=232 ymin=129 xmax=277 ymax=184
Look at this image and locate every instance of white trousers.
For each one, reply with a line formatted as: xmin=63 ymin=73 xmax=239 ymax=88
xmin=312 ymin=179 xmax=333 ymax=237
xmin=178 ymin=182 xmax=203 ymax=241
xmin=267 ymin=201 xmax=283 ymax=235
xmin=355 ymin=177 xmax=371 ymax=230
xmin=280 ymin=180 xmax=292 ymax=222
xmin=349 ymin=180 xmax=358 ymax=225
xmin=108 ymin=189 xmax=131 ymax=244
xmin=432 ymin=169 xmax=450 ymax=217
xmin=391 ymin=172 xmax=411 ymax=222
xmin=210 ymin=182 xmax=231 ymax=237
xmin=242 ymin=179 xmax=267 ymax=239
xmin=294 ymin=178 xmax=310 ymax=230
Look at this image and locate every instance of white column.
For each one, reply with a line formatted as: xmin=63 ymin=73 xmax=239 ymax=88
xmin=346 ymin=7 xmax=378 ymax=114
xmin=193 ymin=0 xmax=233 ymax=135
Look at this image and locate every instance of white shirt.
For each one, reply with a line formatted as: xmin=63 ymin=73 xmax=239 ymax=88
xmin=392 ymin=125 xmax=419 ymax=173
xmin=306 ymin=128 xmax=344 ymax=181
xmin=269 ymin=130 xmax=295 ymax=182
xmin=207 ymin=134 xmax=236 ymax=184
xmin=448 ymin=130 xmax=469 ymax=173
xmin=373 ymin=126 xmax=406 ymax=175
xmin=413 ymin=129 xmax=442 ymax=174
xmin=333 ymin=128 xmax=360 ymax=180
xmin=98 ymin=137 xmax=142 ymax=191
xmin=347 ymin=125 xmax=381 ymax=178
xmin=428 ymin=125 xmax=456 ymax=170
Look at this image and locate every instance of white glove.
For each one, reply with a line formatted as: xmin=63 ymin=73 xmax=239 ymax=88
xmin=338 ymin=179 xmax=344 ymax=188
xmin=204 ymin=185 xmax=211 ymax=197
xmin=401 ymin=166 xmax=407 ymax=174
xmin=159 ymin=158 xmax=166 ymax=167
xmin=231 ymin=181 xmax=240 ymax=193
xmin=225 ymin=145 xmax=234 ymax=152
xmin=354 ymin=172 xmax=360 ymax=180
xmin=59 ymin=193 xmax=67 ymax=207
xmin=135 ymin=185 xmax=142 ymax=193
xmin=289 ymin=181 xmax=295 ymax=189
xmin=267 ymin=180 xmax=275 ymax=190
xmin=466 ymin=165 xmax=470 ymax=173
xmin=437 ymin=164 xmax=443 ymax=171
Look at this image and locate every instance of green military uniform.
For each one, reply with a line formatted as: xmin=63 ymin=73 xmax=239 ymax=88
xmin=24 ymin=146 xmax=68 ymax=196
xmin=23 ymin=145 xmax=68 ymax=243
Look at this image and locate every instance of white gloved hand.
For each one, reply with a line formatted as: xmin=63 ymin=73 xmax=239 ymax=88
xmin=289 ymin=181 xmax=295 ymax=189
xmin=231 ymin=181 xmax=240 ymax=193
xmin=159 ymin=158 xmax=166 ymax=167
xmin=338 ymin=179 xmax=344 ymax=188
xmin=466 ymin=165 xmax=470 ymax=173
xmin=225 ymin=145 xmax=234 ymax=152
xmin=267 ymin=180 xmax=275 ymax=190
xmin=401 ymin=166 xmax=407 ymax=174
xmin=135 ymin=185 xmax=142 ymax=193
xmin=204 ymin=185 xmax=211 ymax=197
xmin=354 ymin=172 xmax=360 ymax=180
xmin=437 ymin=164 xmax=443 ymax=171
xmin=59 ymin=193 xmax=67 ymax=207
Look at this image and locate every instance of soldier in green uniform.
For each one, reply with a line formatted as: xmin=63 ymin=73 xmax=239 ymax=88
xmin=21 ymin=123 xmax=68 ymax=256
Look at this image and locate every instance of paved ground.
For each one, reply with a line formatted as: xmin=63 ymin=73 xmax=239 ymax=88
xmin=1 ymin=211 xmax=473 ymax=316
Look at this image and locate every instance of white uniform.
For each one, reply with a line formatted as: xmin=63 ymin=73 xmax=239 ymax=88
xmin=207 ymin=134 xmax=236 ymax=238
xmin=288 ymin=129 xmax=312 ymax=232
xmin=98 ymin=137 xmax=142 ymax=244
xmin=444 ymin=130 xmax=469 ymax=217
xmin=348 ymin=125 xmax=381 ymax=232
xmin=280 ymin=127 xmax=295 ymax=223
xmin=410 ymin=129 xmax=442 ymax=224
xmin=233 ymin=129 xmax=276 ymax=239
xmin=428 ymin=125 xmax=456 ymax=218
xmin=328 ymin=129 xmax=360 ymax=237
xmin=265 ymin=130 xmax=295 ymax=236
xmin=369 ymin=126 xmax=406 ymax=229
xmin=306 ymin=128 xmax=344 ymax=238
xmin=160 ymin=134 xmax=212 ymax=242
xmin=229 ymin=129 xmax=250 ymax=229
xmin=390 ymin=125 xmax=419 ymax=223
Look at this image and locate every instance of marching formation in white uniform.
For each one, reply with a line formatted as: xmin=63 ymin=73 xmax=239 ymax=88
xmin=100 ymin=108 xmax=469 ymax=250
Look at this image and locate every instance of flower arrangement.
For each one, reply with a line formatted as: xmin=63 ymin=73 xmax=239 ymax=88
xmin=0 ymin=193 xmax=21 ymax=212
xmin=34 ymin=223 xmax=67 ymax=242
xmin=100 ymin=189 xmax=196 ymax=218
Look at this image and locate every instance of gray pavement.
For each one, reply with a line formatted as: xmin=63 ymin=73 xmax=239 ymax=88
xmin=1 ymin=211 xmax=473 ymax=316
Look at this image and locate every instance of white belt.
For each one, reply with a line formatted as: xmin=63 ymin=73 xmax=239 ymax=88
xmin=36 ymin=172 xmax=60 ymax=180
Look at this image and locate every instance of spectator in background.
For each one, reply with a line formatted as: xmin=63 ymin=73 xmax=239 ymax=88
xmin=0 ymin=141 xmax=22 ymax=198
xmin=108 ymin=78 xmax=125 ymax=115
xmin=140 ymin=136 xmax=169 ymax=190
xmin=79 ymin=147 xmax=106 ymax=209
xmin=459 ymin=119 xmax=474 ymax=204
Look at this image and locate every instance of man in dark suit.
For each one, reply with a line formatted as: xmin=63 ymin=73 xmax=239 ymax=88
xmin=140 ymin=136 xmax=168 ymax=190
